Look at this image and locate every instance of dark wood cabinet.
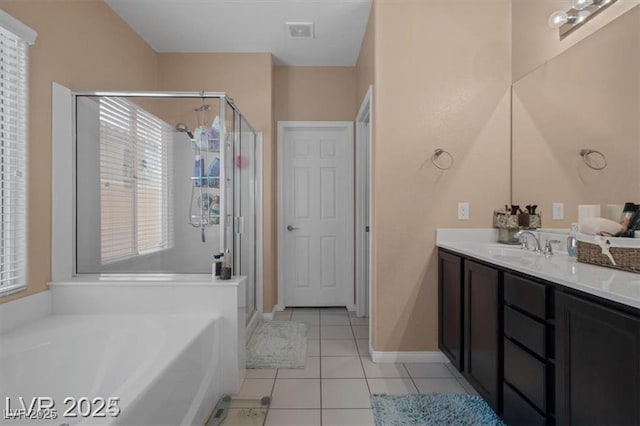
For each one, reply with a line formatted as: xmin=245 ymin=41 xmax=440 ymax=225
xmin=438 ymin=250 xmax=464 ymax=370
xmin=464 ymin=259 xmax=501 ymax=412
xmin=438 ymin=247 xmax=640 ymax=426
xmin=555 ymin=291 xmax=640 ymax=426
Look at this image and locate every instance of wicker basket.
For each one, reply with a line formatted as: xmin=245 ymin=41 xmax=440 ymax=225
xmin=577 ymin=234 xmax=640 ymax=274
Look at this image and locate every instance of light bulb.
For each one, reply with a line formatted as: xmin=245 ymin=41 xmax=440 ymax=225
xmin=572 ymin=0 xmax=594 ymax=10
xmin=575 ymin=9 xmax=591 ymax=23
xmin=548 ymin=10 xmax=569 ymax=28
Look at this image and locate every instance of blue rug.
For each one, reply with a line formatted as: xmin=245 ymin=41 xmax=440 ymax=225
xmin=370 ymin=393 xmax=505 ymax=426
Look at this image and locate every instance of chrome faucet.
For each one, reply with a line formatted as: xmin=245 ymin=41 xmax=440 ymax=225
xmin=543 ymin=239 xmax=562 ymax=255
xmin=515 ymin=230 xmax=542 ymax=252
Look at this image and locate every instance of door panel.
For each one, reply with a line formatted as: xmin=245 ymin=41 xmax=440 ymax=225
xmin=464 ymin=260 xmax=501 ymax=412
xmin=556 ymin=291 xmax=640 ymax=425
xmin=281 ymin=124 xmax=354 ymax=307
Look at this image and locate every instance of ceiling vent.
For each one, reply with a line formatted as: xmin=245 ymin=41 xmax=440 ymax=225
xmin=286 ymin=22 xmax=314 ymax=39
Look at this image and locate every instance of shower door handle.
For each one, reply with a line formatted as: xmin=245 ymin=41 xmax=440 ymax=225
xmin=287 ymin=225 xmax=299 ymax=231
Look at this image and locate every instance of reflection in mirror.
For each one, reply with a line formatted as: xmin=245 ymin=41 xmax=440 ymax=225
xmin=512 ymin=5 xmax=640 ymax=227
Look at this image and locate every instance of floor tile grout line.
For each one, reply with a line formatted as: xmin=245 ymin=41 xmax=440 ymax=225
xmin=318 ymin=316 xmax=323 ymax=425
xmin=350 ymin=312 xmax=372 ymax=397
xmin=404 ymin=364 xmax=422 ymax=394
xmin=262 ymin=374 xmax=278 ymax=426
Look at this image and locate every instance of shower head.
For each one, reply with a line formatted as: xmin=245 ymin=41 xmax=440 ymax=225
xmin=175 ymin=123 xmax=194 ymax=139
xmin=194 ymin=104 xmax=212 ymax=113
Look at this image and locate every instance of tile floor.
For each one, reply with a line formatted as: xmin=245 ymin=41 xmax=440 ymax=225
xmin=239 ymin=307 xmax=478 ymax=426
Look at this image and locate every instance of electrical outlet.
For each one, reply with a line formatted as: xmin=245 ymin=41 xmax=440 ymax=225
xmin=553 ymin=202 xmax=564 ymax=220
xmin=458 ymin=202 xmax=470 ymax=220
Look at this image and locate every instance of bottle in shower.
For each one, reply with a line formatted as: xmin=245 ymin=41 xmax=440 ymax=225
xmin=212 ymin=253 xmax=224 ymax=279
xmin=194 ymin=155 xmax=204 ymax=187
xmin=220 ymin=249 xmax=232 ymax=280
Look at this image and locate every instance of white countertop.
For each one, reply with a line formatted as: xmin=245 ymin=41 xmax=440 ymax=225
xmin=437 ymin=229 xmax=640 ymax=310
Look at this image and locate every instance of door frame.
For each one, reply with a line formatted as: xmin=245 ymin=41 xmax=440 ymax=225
xmin=277 ymin=121 xmax=355 ymax=310
xmin=355 ymin=86 xmax=373 ymax=318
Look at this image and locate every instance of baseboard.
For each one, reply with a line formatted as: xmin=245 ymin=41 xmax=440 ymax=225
xmin=369 ymin=346 xmax=448 ymax=363
xmin=262 ymin=308 xmax=276 ymax=321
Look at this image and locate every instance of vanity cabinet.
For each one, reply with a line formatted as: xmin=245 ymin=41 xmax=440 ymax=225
xmin=438 ymin=250 xmax=464 ymax=370
xmin=464 ymin=260 xmax=501 ymax=412
xmin=438 ymin=247 xmax=640 ymax=426
xmin=555 ymin=291 xmax=640 ymax=425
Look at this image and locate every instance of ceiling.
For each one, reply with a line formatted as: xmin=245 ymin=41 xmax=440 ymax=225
xmin=105 ymin=0 xmax=372 ymax=66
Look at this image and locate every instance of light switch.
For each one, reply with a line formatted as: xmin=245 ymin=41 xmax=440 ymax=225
xmin=553 ymin=203 xmax=564 ymax=220
xmin=458 ymin=202 xmax=470 ymax=220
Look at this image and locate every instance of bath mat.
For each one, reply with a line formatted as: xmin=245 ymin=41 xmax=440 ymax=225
xmin=370 ymin=393 xmax=505 ymax=426
xmin=246 ymin=321 xmax=307 ymax=369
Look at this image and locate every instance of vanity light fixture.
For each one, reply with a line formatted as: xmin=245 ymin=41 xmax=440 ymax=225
xmin=548 ymin=0 xmax=618 ymax=39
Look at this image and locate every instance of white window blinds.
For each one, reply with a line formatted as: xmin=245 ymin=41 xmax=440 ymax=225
xmin=99 ymin=97 xmax=173 ymax=264
xmin=0 ymin=22 xmax=31 ymax=296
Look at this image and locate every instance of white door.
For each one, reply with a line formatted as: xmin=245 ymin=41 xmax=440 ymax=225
xmin=278 ymin=122 xmax=354 ymax=307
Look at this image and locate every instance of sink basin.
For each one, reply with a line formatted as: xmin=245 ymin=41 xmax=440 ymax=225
xmin=485 ymin=244 xmax=542 ymax=267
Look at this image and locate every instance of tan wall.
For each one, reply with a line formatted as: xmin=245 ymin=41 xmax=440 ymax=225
xmin=512 ymin=6 xmax=640 ymax=226
xmin=356 ymin=5 xmax=375 ymax=107
xmin=157 ymin=53 xmax=277 ymax=312
xmin=512 ymin=0 xmax=640 ymax=81
xmin=371 ymin=0 xmax=512 ymax=351
xmin=0 ymin=0 xmax=159 ymax=304
xmin=274 ymin=67 xmax=356 ymax=122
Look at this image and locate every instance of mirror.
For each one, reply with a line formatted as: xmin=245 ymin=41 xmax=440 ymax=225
xmin=511 ymin=5 xmax=640 ymax=227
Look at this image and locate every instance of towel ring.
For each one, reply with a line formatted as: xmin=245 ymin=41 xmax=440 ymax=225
xmin=431 ymin=149 xmax=454 ymax=170
xmin=580 ymin=149 xmax=607 ymax=170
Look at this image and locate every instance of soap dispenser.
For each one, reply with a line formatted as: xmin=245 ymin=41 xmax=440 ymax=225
xmin=567 ymin=223 xmax=578 ymax=257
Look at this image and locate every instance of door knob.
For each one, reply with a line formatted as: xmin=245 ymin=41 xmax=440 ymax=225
xmin=287 ymin=225 xmax=299 ymax=231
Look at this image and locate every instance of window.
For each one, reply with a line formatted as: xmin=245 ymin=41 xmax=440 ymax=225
xmin=0 ymin=12 xmax=35 ymax=296
xmin=99 ymin=97 xmax=173 ymax=264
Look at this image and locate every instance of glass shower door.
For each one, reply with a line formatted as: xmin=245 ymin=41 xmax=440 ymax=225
xmin=235 ymin=115 xmax=257 ymax=324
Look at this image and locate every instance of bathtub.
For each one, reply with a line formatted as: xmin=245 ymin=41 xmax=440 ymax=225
xmin=0 ymin=313 xmax=221 ymax=425
xmin=0 ymin=275 xmax=248 ymax=426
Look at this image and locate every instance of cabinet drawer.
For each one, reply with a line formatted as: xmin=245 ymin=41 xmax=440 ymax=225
xmin=504 ymin=273 xmax=547 ymax=320
xmin=503 ymin=383 xmax=546 ymax=426
xmin=504 ymin=339 xmax=548 ymax=412
xmin=504 ymin=305 xmax=546 ymax=358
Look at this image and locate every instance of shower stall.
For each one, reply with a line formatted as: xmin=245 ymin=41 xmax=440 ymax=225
xmin=74 ymin=92 xmax=260 ymax=323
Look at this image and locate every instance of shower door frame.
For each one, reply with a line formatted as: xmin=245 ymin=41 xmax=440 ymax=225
xmin=52 ymin=87 xmax=262 ymax=316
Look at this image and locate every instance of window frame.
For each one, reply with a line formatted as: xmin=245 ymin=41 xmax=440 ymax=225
xmin=0 ymin=11 xmax=36 ymax=297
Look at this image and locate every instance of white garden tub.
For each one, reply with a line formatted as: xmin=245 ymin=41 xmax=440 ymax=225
xmin=0 ymin=313 xmax=221 ymax=425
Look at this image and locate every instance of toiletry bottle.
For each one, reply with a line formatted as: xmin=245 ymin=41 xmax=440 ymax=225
xmin=206 ymin=157 xmax=220 ymax=188
xmin=220 ymin=249 xmax=232 ymax=280
xmin=212 ymin=253 xmax=223 ymax=278
xmin=210 ymin=195 xmax=220 ymax=224
xmin=567 ymin=223 xmax=578 ymax=257
xmin=194 ymin=155 xmax=204 ymax=187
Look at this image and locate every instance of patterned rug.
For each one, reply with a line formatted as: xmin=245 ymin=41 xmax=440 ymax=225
xmin=246 ymin=321 xmax=307 ymax=369
xmin=370 ymin=393 xmax=505 ymax=426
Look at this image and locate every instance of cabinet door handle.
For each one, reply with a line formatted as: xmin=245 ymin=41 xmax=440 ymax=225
xmin=287 ymin=225 xmax=299 ymax=231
